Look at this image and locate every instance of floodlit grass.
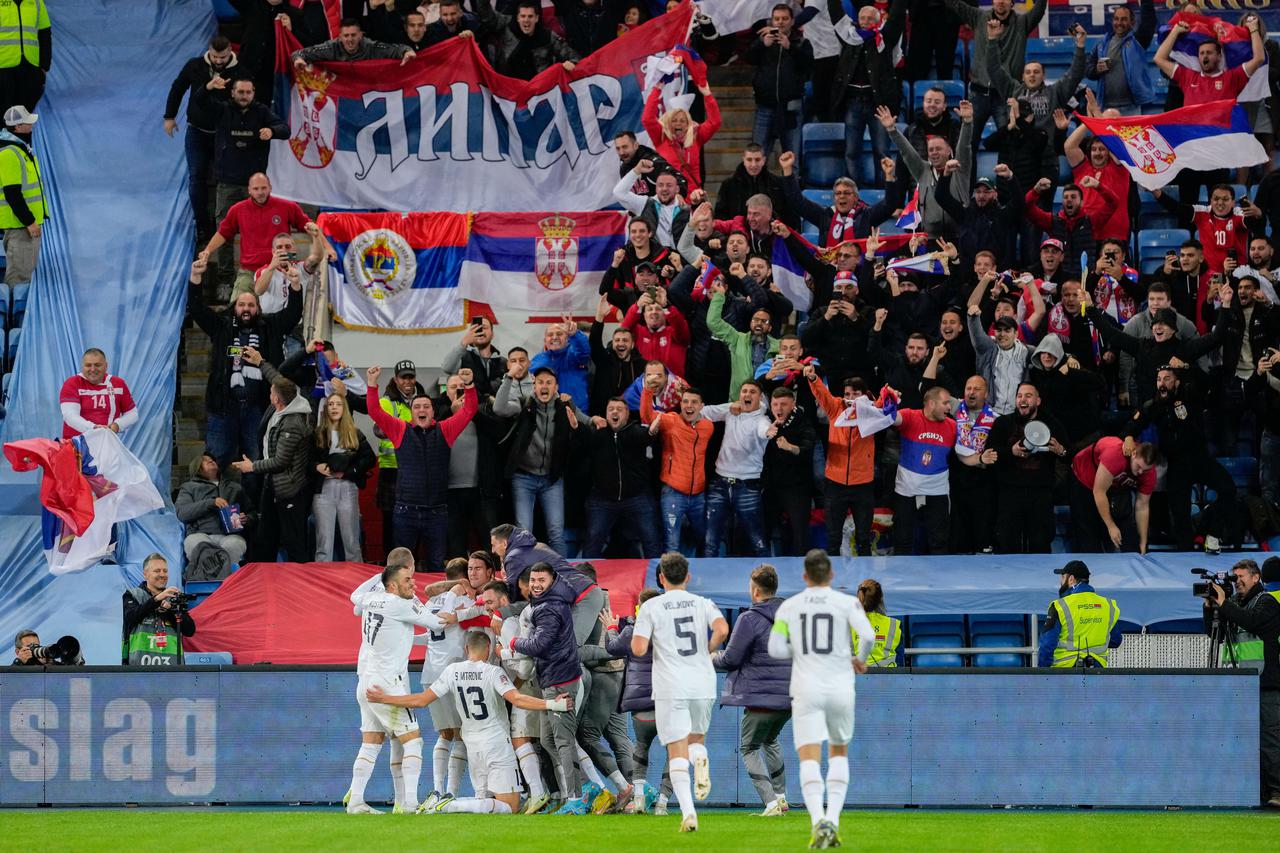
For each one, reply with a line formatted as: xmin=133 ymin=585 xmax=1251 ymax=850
xmin=3 ymin=808 xmax=1277 ymax=852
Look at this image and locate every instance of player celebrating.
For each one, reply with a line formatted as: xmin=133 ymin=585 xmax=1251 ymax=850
xmin=416 ymin=558 xmax=474 ymax=811
xmin=631 ymin=553 xmax=729 ymax=833
xmin=368 ymin=630 xmax=573 ymax=815
xmin=347 ymin=551 xmax=442 ymax=814
xmin=768 ymin=549 xmax=875 ymax=849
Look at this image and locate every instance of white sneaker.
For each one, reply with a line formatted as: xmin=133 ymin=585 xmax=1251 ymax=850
xmin=778 ymin=794 xmax=790 ymax=813
xmin=653 ymin=801 xmax=669 ymax=816
xmin=1205 ymin=535 xmax=1222 ymax=555
xmin=346 ymin=802 xmax=383 ymax=814
xmin=420 ymin=791 xmax=440 ymax=813
xmin=680 ymin=813 xmax=699 ymax=833
xmin=757 ymin=798 xmax=785 ymax=817
xmin=692 ymin=754 xmax=711 ymax=800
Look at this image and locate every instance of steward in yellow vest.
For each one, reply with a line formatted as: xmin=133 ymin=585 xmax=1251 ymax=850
xmin=1038 ymin=560 xmax=1121 ymax=668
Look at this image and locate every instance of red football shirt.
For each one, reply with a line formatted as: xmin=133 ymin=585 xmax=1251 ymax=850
xmin=1172 ymin=65 xmax=1250 ymax=106
xmin=216 ymin=196 xmax=310 ymax=271
xmin=1071 ymin=436 xmax=1156 ymax=495
xmin=1073 ymin=159 xmax=1131 ymax=242
xmin=59 ymin=374 xmax=136 ymax=439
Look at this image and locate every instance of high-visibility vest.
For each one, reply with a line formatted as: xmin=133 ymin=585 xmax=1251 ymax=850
xmin=376 ymin=397 xmax=412 ymax=468
xmin=1222 ymin=589 xmax=1280 ymax=669
xmin=1051 ymin=591 xmax=1119 ymax=668
xmin=0 ymin=139 xmax=42 ymax=229
xmin=861 ymin=611 xmax=901 ymax=668
xmin=0 ymin=0 xmax=49 ymax=69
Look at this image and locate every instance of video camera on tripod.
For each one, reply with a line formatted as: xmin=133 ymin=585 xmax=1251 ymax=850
xmin=1193 ymin=569 xmax=1239 ymax=668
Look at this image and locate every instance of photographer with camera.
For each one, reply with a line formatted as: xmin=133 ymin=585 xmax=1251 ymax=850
xmin=1202 ymin=558 xmax=1280 ymax=808
xmin=122 ymin=553 xmax=197 ymax=666
xmin=12 ymin=629 xmax=84 ymax=666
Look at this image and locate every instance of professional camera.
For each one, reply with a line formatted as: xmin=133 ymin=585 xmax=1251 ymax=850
xmin=1192 ymin=568 xmax=1233 ymax=598
xmin=168 ymin=592 xmax=198 ymax=612
xmin=27 ymin=635 xmax=81 ymax=665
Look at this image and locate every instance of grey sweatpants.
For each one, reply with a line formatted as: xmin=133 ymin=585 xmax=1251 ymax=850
xmin=541 ymin=676 xmax=584 ymax=796
xmin=741 ymin=708 xmax=790 ymax=806
xmin=577 ymin=669 xmax=634 ymax=781
xmin=571 ymin=587 xmax=606 ymax=644
xmin=631 ymin=712 xmax=672 ymax=797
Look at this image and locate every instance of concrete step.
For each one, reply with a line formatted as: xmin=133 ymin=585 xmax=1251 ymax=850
xmin=175 ymin=420 xmax=204 ymax=442
xmin=175 ymin=439 xmax=206 ymax=469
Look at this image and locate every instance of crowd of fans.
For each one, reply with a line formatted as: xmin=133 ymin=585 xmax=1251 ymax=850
xmin=133 ymin=0 xmax=1280 ymax=576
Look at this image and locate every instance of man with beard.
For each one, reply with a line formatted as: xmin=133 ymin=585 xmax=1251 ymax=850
xmin=708 ymin=280 xmax=780 ymax=400
xmin=1116 ymin=282 xmax=1200 ymax=406
xmin=804 ymin=365 xmax=877 ymax=556
xmin=623 ymin=360 xmax=687 ymax=415
xmin=987 ymin=383 xmax=1068 ymax=553
xmin=582 ymin=399 xmax=662 ymax=559
xmin=935 ymin=307 xmax=975 ymax=395
xmin=1064 ymin=122 xmax=1131 ymax=243
xmin=1204 ymin=275 xmax=1277 ymax=452
xmin=1125 ymin=365 xmax=1237 ymax=553
xmin=934 ymin=167 xmax=1021 ymax=270
xmin=441 ymin=317 xmax=506 ymax=398
xmin=613 ymin=130 xmax=672 ymax=199
xmin=703 ymin=381 xmax=774 ymax=557
xmin=482 ymin=1 xmax=580 ymax=81
xmin=1230 ymin=235 xmax=1279 ymax=304
xmin=903 ymin=86 xmax=962 ymax=161
xmin=779 ymin=152 xmax=902 ymax=247
xmin=882 ymin=100 xmax=975 ymax=239
xmin=188 ymin=257 xmax=302 ymax=474
xmin=589 ymin=296 xmax=644 ymax=416
xmin=967 ymin=305 xmax=1030 ymax=416
xmin=1024 ymin=178 xmax=1115 ymax=277
xmin=425 ymin=0 xmax=499 ymax=46
xmin=871 ymin=316 xmax=940 ymax=409
xmin=762 ymin=387 xmax=817 ymax=556
xmin=643 ymin=386 xmax=715 ymax=555
xmin=613 ymin=162 xmax=692 ymax=251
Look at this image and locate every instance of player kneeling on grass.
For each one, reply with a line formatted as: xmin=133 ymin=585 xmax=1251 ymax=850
xmin=768 ymin=549 xmax=875 ymax=849
xmin=368 ymin=630 xmax=572 ymax=815
xmin=630 ymin=553 xmax=729 ymax=833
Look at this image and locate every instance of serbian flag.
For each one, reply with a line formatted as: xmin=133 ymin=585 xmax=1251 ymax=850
xmin=4 ymin=430 xmax=164 ymax=575
xmin=1158 ymin=11 xmax=1270 ymax=103
xmin=895 ymin=188 xmax=921 ymax=231
xmin=1076 ymin=101 xmax=1267 ymax=191
xmin=770 ymin=235 xmax=812 ymax=312
xmin=320 ymin=212 xmax=470 ymax=333
xmin=314 ymin=351 xmax=367 ymax=400
xmin=887 ymin=253 xmax=948 ymax=275
xmin=458 ymin=212 xmax=627 ymax=316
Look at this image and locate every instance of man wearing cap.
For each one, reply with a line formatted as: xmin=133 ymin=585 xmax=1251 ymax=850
xmin=0 ymin=104 xmax=43 ymax=287
xmin=934 ymin=164 xmax=1021 ymax=271
xmin=1202 ymin=557 xmax=1280 ymax=807
xmin=1037 ymin=560 xmax=1122 ymax=668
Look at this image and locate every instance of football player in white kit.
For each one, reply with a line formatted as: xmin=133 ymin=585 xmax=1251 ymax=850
xmin=416 ymin=557 xmax=474 ymax=811
xmin=630 ymin=553 xmax=729 ymax=833
xmin=768 ymin=549 xmax=875 ymax=849
xmin=348 ymin=553 xmax=443 ymax=814
xmin=368 ymin=630 xmax=572 ymax=815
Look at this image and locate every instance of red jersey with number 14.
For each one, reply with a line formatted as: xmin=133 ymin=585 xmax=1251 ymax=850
xmin=59 ymin=374 xmax=136 ymax=438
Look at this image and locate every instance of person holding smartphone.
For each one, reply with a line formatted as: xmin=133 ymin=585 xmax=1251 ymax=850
xmin=253 ymin=225 xmax=325 ymax=317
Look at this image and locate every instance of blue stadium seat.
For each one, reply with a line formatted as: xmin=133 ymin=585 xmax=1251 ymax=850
xmin=0 ymin=282 xmax=8 ymax=311
xmin=969 ymin=614 xmax=1028 ymax=641
xmin=858 ymin=188 xmax=884 ymax=207
xmin=188 ymin=651 xmax=233 ymax=665
xmin=6 ymin=327 xmax=19 ymax=363
xmin=801 ymin=123 xmax=846 ymax=188
xmin=913 ymin=79 xmax=965 ymax=112
xmin=801 ymin=223 xmax=820 ymax=245
xmin=908 ymin=614 xmax=965 ymax=641
xmin=973 ymin=652 xmax=1026 ymax=667
xmin=971 ymin=631 xmax=1027 ymax=667
xmin=10 ymin=282 xmax=28 ymax=316
xmin=803 ymin=188 xmax=834 ymax=208
xmin=1137 ymin=228 xmax=1190 ymax=274
xmin=1146 ymin=618 xmax=1203 ymax=633
xmin=1217 ymin=457 xmax=1258 ymax=489
xmin=911 ymin=635 xmax=965 ymax=667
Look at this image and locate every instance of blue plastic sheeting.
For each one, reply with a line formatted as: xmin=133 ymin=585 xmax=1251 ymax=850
xmin=0 ymin=0 xmax=212 ymax=493
xmin=678 ymin=552 xmax=1245 ymax=627
xmin=0 ymin=0 xmax=211 ymax=664
xmin=0 ymin=668 xmax=1256 ymax=807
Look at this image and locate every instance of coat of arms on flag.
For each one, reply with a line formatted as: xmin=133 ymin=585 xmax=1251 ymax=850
xmin=535 ymin=215 xmax=579 ymax=292
xmin=1109 ymin=123 xmax=1177 ymax=176
xmin=287 ymin=64 xmax=338 ymax=169
xmin=345 ymin=229 xmax=418 ymax=302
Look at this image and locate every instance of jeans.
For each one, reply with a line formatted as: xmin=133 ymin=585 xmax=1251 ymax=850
xmin=205 ymin=403 xmax=266 ymax=471
xmin=824 ymin=480 xmax=875 ymax=556
xmin=844 ymin=96 xmax=888 ymax=188
xmin=313 ymin=478 xmax=362 ymax=562
xmin=583 ymin=493 xmax=663 ymax=559
xmin=659 ymin=485 xmax=706 ymax=556
xmin=752 ymin=101 xmax=802 ymax=160
xmin=392 ymin=503 xmax=449 ymax=572
xmin=891 ymin=492 xmax=950 ymax=555
xmin=967 ymin=86 xmax=1007 ymax=173
xmin=511 ymin=472 xmax=566 ymax=555
xmin=185 ymin=126 xmax=216 ymax=237
xmin=704 ymin=475 xmax=767 ymax=557
xmin=1262 ymin=430 xmax=1280 ymax=507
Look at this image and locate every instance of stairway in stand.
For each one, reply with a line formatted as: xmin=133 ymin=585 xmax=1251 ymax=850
xmin=701 ymin=63 xmax=757 ymax=206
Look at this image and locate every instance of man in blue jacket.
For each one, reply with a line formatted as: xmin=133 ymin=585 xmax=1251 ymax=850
xmin=491 ymin=524 xmax=605 ymax=645
xmin=1085 ymin=0 xmax=1158 ymax=115
xmin=713 ymin=564 xmax=793 ymax=815
xmin=508 ymin=563 xmax=588 ymax=814
xmin=531 ymin=315 xmax=591 ymax=411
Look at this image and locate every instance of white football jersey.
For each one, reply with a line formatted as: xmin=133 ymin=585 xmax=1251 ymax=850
xmin=633 ymin=589 xmax=724 ymax=701
xmin=773 ymin=587 xmax=875 ymax=698
xmin=429 ymin=659 xmax=517 ymax=747
xmin=422 ymin=590 xmax=472 ymax=683
xmin=497 ymin=613 xmax=538 ymax=694
xmin=353 ymin=581 xmax=440 ymax=683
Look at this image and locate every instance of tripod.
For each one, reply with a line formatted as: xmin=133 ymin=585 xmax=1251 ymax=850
xmin=1207 ymin=602 xmax=1240 ymax=669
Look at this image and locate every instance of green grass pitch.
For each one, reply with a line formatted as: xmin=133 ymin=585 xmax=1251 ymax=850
xmin=4 ymin=809 xmax=1277 ymax=852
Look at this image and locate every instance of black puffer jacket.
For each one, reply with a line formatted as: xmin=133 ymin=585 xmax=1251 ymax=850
xmin=713 ymin=162 xmax=795 ymax=227
xmin=251 ymin=363 xmax=314 ymax=500
xmin=713 ymin=597 xmax=792 ymax=710
xmin=607 ymin=622 xmax=656 ymax=712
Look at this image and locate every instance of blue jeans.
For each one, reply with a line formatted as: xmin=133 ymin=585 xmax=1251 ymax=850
xmin=844 ymin=97 xmax=888 ymax=188
xmin=1262 ymin=430 xmax=1280 ymax=507
xmin=704 ymin=475 xmax=768 ymax=557
xmin=583 ymin=494 xmax=663 ymax=559
xmin=752 ymin=101 xmax=802 ymax=160
xmin=205 ymin=403 xmax=266 ymax=470
xmin=660 ymin=485 xmax=706 ymax=557
xmin=392 ymin=503 xmax=448 ymax=572
xmin=184 ymin=126 xmax=215 ymax=236
xmin=511 ymin=472 xmax=566 ymax=555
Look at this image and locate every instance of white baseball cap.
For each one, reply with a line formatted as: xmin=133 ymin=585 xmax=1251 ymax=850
xmin=4 ymin=106 xmax=38 ymax=127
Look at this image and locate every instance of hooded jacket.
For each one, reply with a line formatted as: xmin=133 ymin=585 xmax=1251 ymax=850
xmin=175 ymin=456 xmax=250 ymax=536
xmin=1028 ymin=333 xmax=1106 ymax=444
xmin=501 ymin=527 xmax=596 ymax=604
xmin=251 ymin=366 xmax=314 ymax=500
xmin=713 ymin=162 xmax=795 ymax=227
xmin=713 ymin=596 xmax=792 ymax=709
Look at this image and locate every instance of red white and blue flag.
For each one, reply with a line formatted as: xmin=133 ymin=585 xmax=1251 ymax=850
xmin=1158 ymin=11 xmax=1270 ymax=103
xmin=458 ymin=212 xmax=628 ymax=315
xmin=770 ymin=235 xmax=812 ymax=311
xmin=887 ymin=253 xmax=947 ymax=275
xmin=321 ymin=212 xmax=471 ymax=332
xmin=895 ymin=187 xmax=921 ymax=231
xmin=270 ymin=4 xmax=693 ymax=212
xmin=1076 ymin=101 xmax=1267 ymax=191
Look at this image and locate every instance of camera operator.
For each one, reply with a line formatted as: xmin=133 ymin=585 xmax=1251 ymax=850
xmin=1203 ymin=558 xmax=1280 ymax=808
xmin=122 ymin=553 xmax=197 ymax=666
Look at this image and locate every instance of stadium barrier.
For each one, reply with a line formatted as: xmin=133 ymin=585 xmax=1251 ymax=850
xmin=0 ymin=667 xmax=1257 ymax=808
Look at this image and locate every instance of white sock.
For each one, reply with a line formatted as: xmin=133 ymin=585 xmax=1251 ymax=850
xmin=440 ymin=797 xmax=512 ymax=814
xmin=389 ymin=739 xmax=405 ymax=808
xmin=657 ymin=793 xmax=669 ymax=807
xmin=632 ymin=781 xmax=646 ymax=805
xmin=516 ymin=743 xmax=546 ymax=800
xmin=432 ymin=737 xmax=450 ymax=794
xmin=609 ymin=770 xmax=627 ymax=790
xmin=824 ymin=755 xmax=848 ymax=825
xmin=400 ymin=738 xmax=423 ymax=812
xmin=800 ymin=759 xmax=825 ymax=827
xmin=669 ymin=757 xmax=695 ymax=819
xmin=575 ymin=744 xmax=606 ymax=789
xmin=447 ymin=739 xmax=468 ymax=796
xmin=349 ymin=742 xmax=383 ymax=806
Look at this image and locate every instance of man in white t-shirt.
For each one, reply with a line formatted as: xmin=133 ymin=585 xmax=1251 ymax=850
xmin=253 ymin=228 xmax=321 ymax=315
xmin=368 ymin=630 xmax=572 ymax=815
xmin=631 ymin=552 xmax=729 ymax=833
xmin=347 ymin=550 xmax=442 ymax=814
xmin=769 ymin=549 xmax=875 ymax=849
